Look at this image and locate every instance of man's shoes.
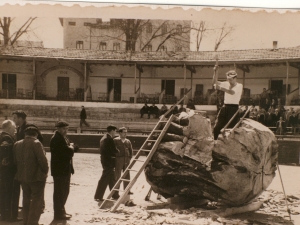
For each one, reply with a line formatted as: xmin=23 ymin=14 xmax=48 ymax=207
xmin=54 ymin=214 xmax=72 ymax=220
xmin=125 ymin=200 xmax=136 ymax=207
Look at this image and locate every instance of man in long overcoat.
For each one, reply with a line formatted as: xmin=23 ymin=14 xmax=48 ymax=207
xmin=0 ymin=120 xmax=16 ymax=222
xmin=50 ymin=121 xmax=75 ymax=220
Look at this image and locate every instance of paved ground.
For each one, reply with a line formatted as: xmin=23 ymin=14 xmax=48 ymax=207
xmin=1 ymin=153 xmax=300 ymax=225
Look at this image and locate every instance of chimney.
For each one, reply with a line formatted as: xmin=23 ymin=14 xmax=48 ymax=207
xmin=273 ymin=41 xmax=278 ymax=50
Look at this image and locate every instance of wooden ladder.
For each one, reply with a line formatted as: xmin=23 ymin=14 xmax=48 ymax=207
xmin=99 ymin=114 xmax=175 ymax=212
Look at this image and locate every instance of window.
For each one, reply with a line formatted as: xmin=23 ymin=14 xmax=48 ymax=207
xmin=176 ymin=24 xmax=182 ymax=35
xmin=68 ymin=21 xmax=76 ymax=26
xmin=161 ymin=24 xmax=168 ymax=34
xmin=100 ymin=42 xmax=107 ymax=50
xmin=159 ymin=45 xmax=167 ymax=51
xmin=76 ymin=41 xmax=83 ymax=49
xmin=146 ymin=23 xmax=152 ymax=33
xmin=113 ymin=42 xmax=120 ymax=51
xmin=145 ymin=44 xmax=152 ymax=52
xmin=84 ymin=22 xmax=91 ymax=26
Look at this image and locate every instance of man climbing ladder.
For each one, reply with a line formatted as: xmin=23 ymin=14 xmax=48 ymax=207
xmin=212 ymin=64 xmax=243 ymax=140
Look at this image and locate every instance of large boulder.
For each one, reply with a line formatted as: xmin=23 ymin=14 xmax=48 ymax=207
xmin=144 ymin=112 xmax=278 ymax=206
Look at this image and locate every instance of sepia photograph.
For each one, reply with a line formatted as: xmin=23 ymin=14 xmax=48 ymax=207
xmin=0 ymin=1 xmax=300 ymax=224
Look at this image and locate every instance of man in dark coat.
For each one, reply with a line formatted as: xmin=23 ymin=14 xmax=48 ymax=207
xmin=13 ymin=126 xmax=48 ymax=225
xmin=80 ymin=106 xmax=90 ymax=128
xmin=11 ymin=110 xmax=44 ymax=222
xmin=186 ymin=99 xmax=196 ymax=110
xmin=94 ymin=125 xmax=119 ymax=202
xmin=0 ymin=120 xmax=16 ymax=222
xmin=149 ymin=103 xmax=159 ymax=119
xmin=140 ymin=103 xmax=149 ymax=118
xmin=50 ymin=121 xmax=75 ymax=220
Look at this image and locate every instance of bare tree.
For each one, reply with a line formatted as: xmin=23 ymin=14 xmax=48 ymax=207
xmin=86 ymin=19 xmax=191 ymax=52
xmin=214 ymin=22 xmax=234 ymax=51
xmin=192 ymin=21 xmax=208 ymax=52
xmin=0 ymin=17 xmax=37 ymax=46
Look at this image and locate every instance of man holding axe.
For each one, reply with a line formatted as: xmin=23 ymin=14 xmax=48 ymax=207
xmin=212 ymin=62 xmax=243 ymax=140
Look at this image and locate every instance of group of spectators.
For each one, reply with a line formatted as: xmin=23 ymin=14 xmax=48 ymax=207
xmin=239 ymin=104 xmax=300 ymax=135
xmin=0 ymin=109 xmax=137 ymax=224
xmin=140 ymin=99 xmax=196 ymax=119
xmin=0 ymin=110 xmax=75 ymax=224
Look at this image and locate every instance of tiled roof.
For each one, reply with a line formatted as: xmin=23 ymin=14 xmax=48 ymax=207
xmin=1 ymin=46 xmax=300 ymax=63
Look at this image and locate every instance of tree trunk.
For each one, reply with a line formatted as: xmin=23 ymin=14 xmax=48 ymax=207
xmin=145 ymin=114 xmax=278 ymax=206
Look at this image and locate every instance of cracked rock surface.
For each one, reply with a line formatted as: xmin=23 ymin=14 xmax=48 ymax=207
xmin=145 ymin=113 xmax=278 ymax=206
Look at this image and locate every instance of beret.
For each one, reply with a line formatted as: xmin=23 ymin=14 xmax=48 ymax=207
xmin=12 ymin=110 xmax=27 ymax=117
xmin=107 ymin=125 xmax=117 ymax=130
xmin=226 ymin=70 xmax=238 ymax=78
xmin=55 ymin=121 xmax=69 ymax=128
xmin=24 ymin=125 xmax=38 ymax=132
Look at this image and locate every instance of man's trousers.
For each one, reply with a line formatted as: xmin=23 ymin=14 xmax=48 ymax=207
xmin=53 ymin=174 xmax=71 ymax=217
xmin=21 ymin=181 xmax=45 ymax=225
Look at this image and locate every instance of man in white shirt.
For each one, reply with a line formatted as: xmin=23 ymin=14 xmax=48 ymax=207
xmin=212 ymin=69 xmax=243 ymax=140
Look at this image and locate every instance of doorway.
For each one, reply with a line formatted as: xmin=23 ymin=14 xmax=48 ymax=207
xmin=270 ymin=80 xmax=283 ymax=98
xmin=107 ymin=78 xmax=122 ymax=102
xmin=57 ymin=77 xmax=69 ymax=100
xmin=2 ymin=74 xmax=16 ymax=98
xmin=161 ymin=80 xmax=175 ymax=96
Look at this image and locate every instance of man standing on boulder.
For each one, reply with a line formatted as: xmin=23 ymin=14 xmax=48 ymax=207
xmin=212 ymin=68 xmax=243 ymax=140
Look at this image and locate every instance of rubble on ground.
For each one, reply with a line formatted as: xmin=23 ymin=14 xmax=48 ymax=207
xmin=85 ymin=189 xmax=298 ymax=225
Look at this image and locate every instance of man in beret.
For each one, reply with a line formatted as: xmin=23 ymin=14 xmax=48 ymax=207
xmin=113 ymin=127 xmax=133 ymax=197
xmin=94 ymin=125 xmax=120 ymax=202
xmin=11 ymin=110 xmax=44 ymax=221
xmin=0 ymin=120 xmax=16 ymax=222
xmin=50 ymin=121 xmax=75 ymax=220
xmin=13 ymin=125 xmax=48 ymax=225
xmin=212 ymin=69 xmax=243 ymax=140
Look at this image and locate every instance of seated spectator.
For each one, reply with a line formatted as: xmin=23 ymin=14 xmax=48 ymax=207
xmin=276 ymin=117 xmax=286 ymax=135
xmin=186 ymin=99 xmax=196 ymax=110
xmin=178 ymin=104 xmax=186 ymax=113
xmin=270 ymin=98 xmax=277 ymax=109
xmin=273 ymin=109 xmax=281 ymax=126
xmin=264 ymin=98 xmax=270 ymax=111
xmin=239 ymin=106 xmax=250 ymax=118
xmin=149 ymin=103 xmax=159 ymax=119
xmin=249 ymin=106 xmax=257 ymax=120
xmin=289 ymin=111 xmax=298 ymax=134
xmin=160 ymin=103 xmax=168 ymax=116
xmin=172 ymin=106 xmax=179 ymax=115
xmin=140 ymin=103 xmax=149 ymax=118
xmin=285 ymin=107 xmax=295 ymax=126
xmin=257 ymin=106 xmax=266 ymax=125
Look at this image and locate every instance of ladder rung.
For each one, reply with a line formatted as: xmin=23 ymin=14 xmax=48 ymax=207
xmin=112 ymin=189 xmax=124 ymax=192
xmin=140 ymin=149 xmax=151 ymax=152
xmin=120 ymin=179 xmax=130 ymax=182
xmin=152 ymin=130 xmax=162 ymax=132
xmin=127 ymin=169 xmax=138 ymax=172
xmin=104 ymin=198 xmax=116 ymax=202
xmin=132 ymin=159 xmax=145 ymax=162
xmin=146 ymin=140 xmax=156 ymax=142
